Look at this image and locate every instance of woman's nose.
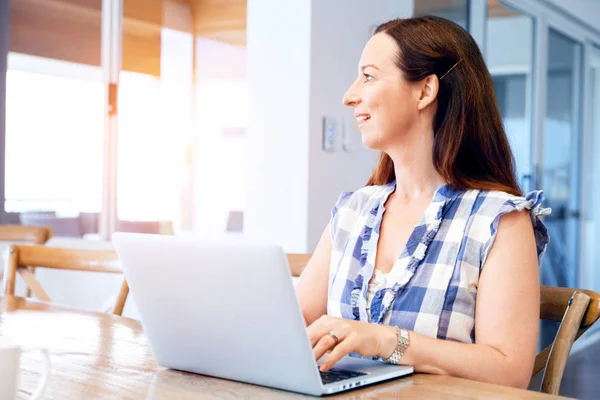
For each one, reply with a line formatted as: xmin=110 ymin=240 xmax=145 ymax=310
xmin=343 ymin=82 xmax=360 ymax=107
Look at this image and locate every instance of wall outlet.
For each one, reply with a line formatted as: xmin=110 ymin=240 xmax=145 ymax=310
xmin=322 ymin=116 xmax=335 ymax=152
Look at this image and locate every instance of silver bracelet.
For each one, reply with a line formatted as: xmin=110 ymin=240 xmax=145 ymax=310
xmin=383 ymin=327 xmax=410 ymax=365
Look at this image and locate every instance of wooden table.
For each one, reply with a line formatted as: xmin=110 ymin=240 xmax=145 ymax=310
xmin=0 ymin=295 xmax=570 ymax=399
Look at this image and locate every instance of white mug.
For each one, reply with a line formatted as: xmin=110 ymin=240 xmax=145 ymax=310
xmin=0 ymin=340 xmax=51 ymax=400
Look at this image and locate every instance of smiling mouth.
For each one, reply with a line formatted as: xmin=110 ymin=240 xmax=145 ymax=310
xmin=356 ymin=115 xmax=371 ymax=124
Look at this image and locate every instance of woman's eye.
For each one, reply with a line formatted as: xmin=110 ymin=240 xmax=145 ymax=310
xmin=363 ymin=74 xmax=373 ymax=82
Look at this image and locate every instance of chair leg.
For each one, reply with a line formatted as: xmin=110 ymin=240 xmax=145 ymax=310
xmin=112 ymin=280 xmax=129 ymax=316
xmin=541 ymin=292 xmax=591 ymax=395
xmin=25 ymin=266 xmax=34 ymax=297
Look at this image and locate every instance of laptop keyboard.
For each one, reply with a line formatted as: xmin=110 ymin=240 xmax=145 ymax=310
xmin=320 ymin=368 xmax=367 ymax=384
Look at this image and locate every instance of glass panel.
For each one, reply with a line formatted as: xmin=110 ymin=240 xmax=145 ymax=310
xmin=582 ymin=45 xmax=600 ymax=294
xmin=5 ymin=0 xmax=104 ymax=232
xmin=486 ymin=0 xmax=535 ymax=192
xmin=192 ymin=38 xmax=247 ymax=235
xmin=543 ymin=29 xmax=582 ymax=288
xmin=116 ymin=1 xmax=247 ymax=236
xmin=541 ymin=30 xmax=583 ymax=346
xmin=116 ymin=2 xmax=194 ymax=234
xmin=413 ymin=0 xmax=469 ymax=29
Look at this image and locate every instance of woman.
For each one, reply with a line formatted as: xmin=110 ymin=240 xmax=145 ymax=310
xmin=296 ymin=16 xmax=550 ymax=389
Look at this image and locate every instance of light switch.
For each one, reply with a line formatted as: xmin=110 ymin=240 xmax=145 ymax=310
xmin=322 ymin=116 xmax=335 ymax=152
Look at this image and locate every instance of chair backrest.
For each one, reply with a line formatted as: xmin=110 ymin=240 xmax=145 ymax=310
xmin=287 ymin=253 xmax=312 ymax=277
xmin=2 ymin=244 xmax=129 ymax=316
xmin=116 ymin=220 xmax=173 ymax=235
xmin=0 ymin=225 xmax=53 ymax=244
xmin=533 ymin=286 xmax=600 ymax=395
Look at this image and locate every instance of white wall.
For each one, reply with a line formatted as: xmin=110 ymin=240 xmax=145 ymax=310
xmin=542 ymin=0 xmax=600 ymax=31
xmin=245 ymin=0 xmax=312 ymax=252
xmin=245 ymin=0 xmax=413 ymax=252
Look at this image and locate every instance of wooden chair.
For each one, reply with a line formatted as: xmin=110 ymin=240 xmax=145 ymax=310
xmin=532 ymin=286 xmax=600 ymax=395
xmin=0 ymin=225 xmax=54 ymax=293
xmin=3 ymin=244 xmax=129 ymax=316
xmin=0 ymin=225 xmax=53 ymax=244
xmin=287 ymin=253 xmax=312 ymax=277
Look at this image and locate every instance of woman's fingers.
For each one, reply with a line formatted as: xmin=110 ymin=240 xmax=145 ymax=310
xmin=307 ymin=317 xmax=359 ymax=370
xmin=307 ymin=325 xmax=328 ymax=347
xmin=307 ymin=316 xmax=330 ymax=346
xmin=313 ymin=333 xmax=338 ymax=361
xmin=320 ymin=334 xmax=356 ymax=372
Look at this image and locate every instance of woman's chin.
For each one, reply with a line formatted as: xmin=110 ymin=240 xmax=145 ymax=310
xmin=360 ymin=132 xmax=383 ymax=150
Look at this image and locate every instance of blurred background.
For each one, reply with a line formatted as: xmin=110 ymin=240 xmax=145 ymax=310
xmin=4 ymin=0 xmax=598 ymax=300
xmin=1 ymin=1 xmax=600 ymax=395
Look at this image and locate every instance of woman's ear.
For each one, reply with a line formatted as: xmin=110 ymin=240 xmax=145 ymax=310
xmin=417 ymin=74 xmax=439 ymax=111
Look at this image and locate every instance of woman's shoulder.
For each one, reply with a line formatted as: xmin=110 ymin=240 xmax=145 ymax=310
xmin=332 ymin=184 xmax=390 ymax=215
xmin=458 ymin=188 xmax=550 ymax=237
xmin=467 ymin=189 xmax=550 ymax=219
xmin=460 ymin=188 xmax=551 ymax=265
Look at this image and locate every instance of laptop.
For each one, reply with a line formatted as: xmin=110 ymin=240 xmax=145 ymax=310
xmin=112 ymin=232 xmax=413 ymax=396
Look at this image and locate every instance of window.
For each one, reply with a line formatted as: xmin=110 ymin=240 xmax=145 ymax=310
xmin=5 ymin=53 xmax=103 ymax=214
xmin=486 ymin=0 xmax=535 ymax=191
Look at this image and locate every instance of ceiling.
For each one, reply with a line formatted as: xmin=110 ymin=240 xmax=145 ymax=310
xmin=9 ymin=0 xmax=247 ymax=76
xmin=189 ymin=0 xmax=246 ymax=46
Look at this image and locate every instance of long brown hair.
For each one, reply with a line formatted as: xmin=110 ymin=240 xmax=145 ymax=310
xmin=365 ymin=16 xmax=522 ymax=196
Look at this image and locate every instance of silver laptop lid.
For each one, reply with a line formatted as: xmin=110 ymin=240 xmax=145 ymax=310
xmin=113 ymin=232 xmax=325 ymax=395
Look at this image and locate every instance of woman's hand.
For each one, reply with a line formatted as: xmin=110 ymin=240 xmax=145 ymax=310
xmin=307 ymin=315 xmax=397 ymax=372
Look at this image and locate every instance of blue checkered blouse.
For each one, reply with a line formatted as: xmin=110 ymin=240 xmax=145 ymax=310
xmin=327 ymin=182 xmax=550 ymax=346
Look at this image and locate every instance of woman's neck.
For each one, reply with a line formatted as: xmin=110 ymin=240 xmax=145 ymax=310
xmin=386 ymin=129 xmax=447 ymax=202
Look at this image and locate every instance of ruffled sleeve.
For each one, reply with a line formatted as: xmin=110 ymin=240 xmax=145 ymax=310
xmin=481 ymin=190 xmax=551 ymax=267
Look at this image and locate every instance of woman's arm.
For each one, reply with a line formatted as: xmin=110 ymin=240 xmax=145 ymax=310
xmin=402 ymin=210 xmax=540 ymax=388
xmin=311 ymin=210 xmax=540 ymax=389
xmin=296 ymin=224 xmax=332 ymax=326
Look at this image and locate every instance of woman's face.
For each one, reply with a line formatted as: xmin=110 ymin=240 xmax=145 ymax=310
xmin=343 ymin=33 xmax=423 ymax=151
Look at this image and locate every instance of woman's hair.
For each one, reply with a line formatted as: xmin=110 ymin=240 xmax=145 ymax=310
xmin=366 ymin=16 xmax=522 ymax=196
